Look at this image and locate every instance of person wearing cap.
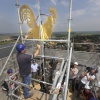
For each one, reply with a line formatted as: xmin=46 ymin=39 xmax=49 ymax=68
xmin=83 ymin=85 xmax=94 ymax=100
xmin=2 ymin=69 xmax=14 ymax=94
xmin=77 ymin=68 xmax=98 ymax=98
xmin=70 ymin=62 xmax=79 ymax=92
xmin=2 ymin=69 xmax=18 ymax=96
xmin=16 ymin=43 xmax=40 ymax=99
xmin=49 ymin=58 xmax=57 ymax=71
xmin=7 ymin=69 xmax=17 ymax=90
xmin=31 ymin=59 xmax=39 ymax=87
xmin=8 ymin=69 xmax=19 ymax=95
xmin=48 ymin=58 xmax=58 ymax=83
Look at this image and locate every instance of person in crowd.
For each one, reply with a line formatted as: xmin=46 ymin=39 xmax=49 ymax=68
xmin=39 ymin=75 xmax=45 ymax=92
xmin=39 ymin=74 xmax=48 ymax=93
xmin=7 ymin=69 xmax=17 ymax=90
xmin=2 ymin=69 xmax=18 ymax=96
xmin=16 ymin=43 xmax=40 ymax=99
xmin=70 ymin=62 xmax=79 ymax=92
xmin=48 ymin=58 xmax=58 ymax=83
xmin=37 ymin=65 xmax=40 ymax=76
xmin=96 ymin=81 xmax=100 ymax=100
xmin=31 ymin=59 xmax=39 ymax=87
xmin=49 ymin=58 xmax=57 ymax=70
xmin=75 ymin=71 xmax=85 ymax=91
xmin=76 ymin=68 xmax=98 ymax=98
xmin=39 ymin=73 xmax=51 ymax=94
xmin=83 ymin=85 xmax=94 ymax=100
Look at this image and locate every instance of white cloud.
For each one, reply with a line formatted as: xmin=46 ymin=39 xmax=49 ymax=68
xmin=72 ymin=9 xmax=86 ymax=18
xmin=88 ymin=0 xmax=100 ymax=5
xmin=29 ymin=4 xmax=39 ymax=10
xmin=60 ymin=1 xmax=69 ymax=7
xmin=71 ymin=2 xmax=100 ymax=31
xmin=33 ymin=4 xmax=39 ymax=9
xmin=51 ymin=0 xmax=57 ymax=5
xmin=88 ymin=0 xmax=100 ymax=11
xmin=72 ymin=18 xmax=100 ymax=31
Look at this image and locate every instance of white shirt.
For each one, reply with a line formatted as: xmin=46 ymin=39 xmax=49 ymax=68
xmin=81 ymin=73 xmax=95 ymax=85
xmin=31 ymin=63 xmax=38 ymax=72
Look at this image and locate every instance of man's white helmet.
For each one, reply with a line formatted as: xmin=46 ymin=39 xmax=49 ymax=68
xmin=85 ymin=85 xmax=90 ymax=89
xmin=97 ymin=81 xmax=100 ymax=87
xmin=74 ymin=62 xmax=78 ymax=65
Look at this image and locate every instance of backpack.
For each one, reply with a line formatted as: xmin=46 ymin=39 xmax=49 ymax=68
xmin=1 ymin=81 xmax=9 ymax=91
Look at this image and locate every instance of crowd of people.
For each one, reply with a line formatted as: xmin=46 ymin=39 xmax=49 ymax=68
xmin=69 ymin=61 xmax=99 ymax=100
xmin=1 ymin=43 xmax=100 ymax=100
xmin=2 ymin=43 xmax=59 ymax=99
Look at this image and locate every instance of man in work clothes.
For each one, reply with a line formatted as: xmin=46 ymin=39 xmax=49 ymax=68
xmin=16 ymin=43 xmax=40 ymax=99
xmin=70 ymin=62 xmax=78 ymax=92
xmin=31 ymin=59 xmax=39 ymax=87
xmin=48 ymin=58 xmax=58 ymax=83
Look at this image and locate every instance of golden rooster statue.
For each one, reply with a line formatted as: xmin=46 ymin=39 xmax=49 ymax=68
xmin=19 ymin=5 xmax=57 ymax=40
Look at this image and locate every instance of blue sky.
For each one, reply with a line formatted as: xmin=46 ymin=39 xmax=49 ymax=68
xmin=0 ymin=0 xmax=100 ymax=34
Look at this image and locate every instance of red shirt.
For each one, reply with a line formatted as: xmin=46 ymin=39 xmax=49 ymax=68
xmin=83 ymin=90 xmax=94 ymax=100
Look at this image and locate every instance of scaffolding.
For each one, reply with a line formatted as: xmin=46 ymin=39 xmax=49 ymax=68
xmin=0 ymin=0 xmax=73 ymax=100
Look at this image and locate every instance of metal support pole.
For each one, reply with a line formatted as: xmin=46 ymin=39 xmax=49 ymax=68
xmin=7 ymin=71 xmax=30 ymax=89
xmin=9 ymin=79 xmax=30 ymax=88
xmin=51 ymin=60 xmax=65 ymax=89
xmin=12 ymin=85 xmax=21 ymax=93
xmin=15 ymin=0 xmax=23 ymax=43
xmin=23 ymin=38 xmax=68 ymax=42
xmin=67 ymin=0 xmax=72 ymax=53
xmin=31 ymin=78 xmax=52 ymax=86
xmin=37 ymin=0 xmax=47 ymax=99
xmin=52 ymin=61 xmax=68 ymax=100
xmin=11 ymin=93 xmax=22 ymax=100
xmin=0 ymin=36 xmax=20 ymax=76
xmin=38 ymin=55 xmax=65 ymax=60
xmin=48 ymin=59 xmax=65 ymax=100
xmin=64 ymin=43 xmax=73 ymax=100
xmin=7 ymin=80 xmax=14 ymax=100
